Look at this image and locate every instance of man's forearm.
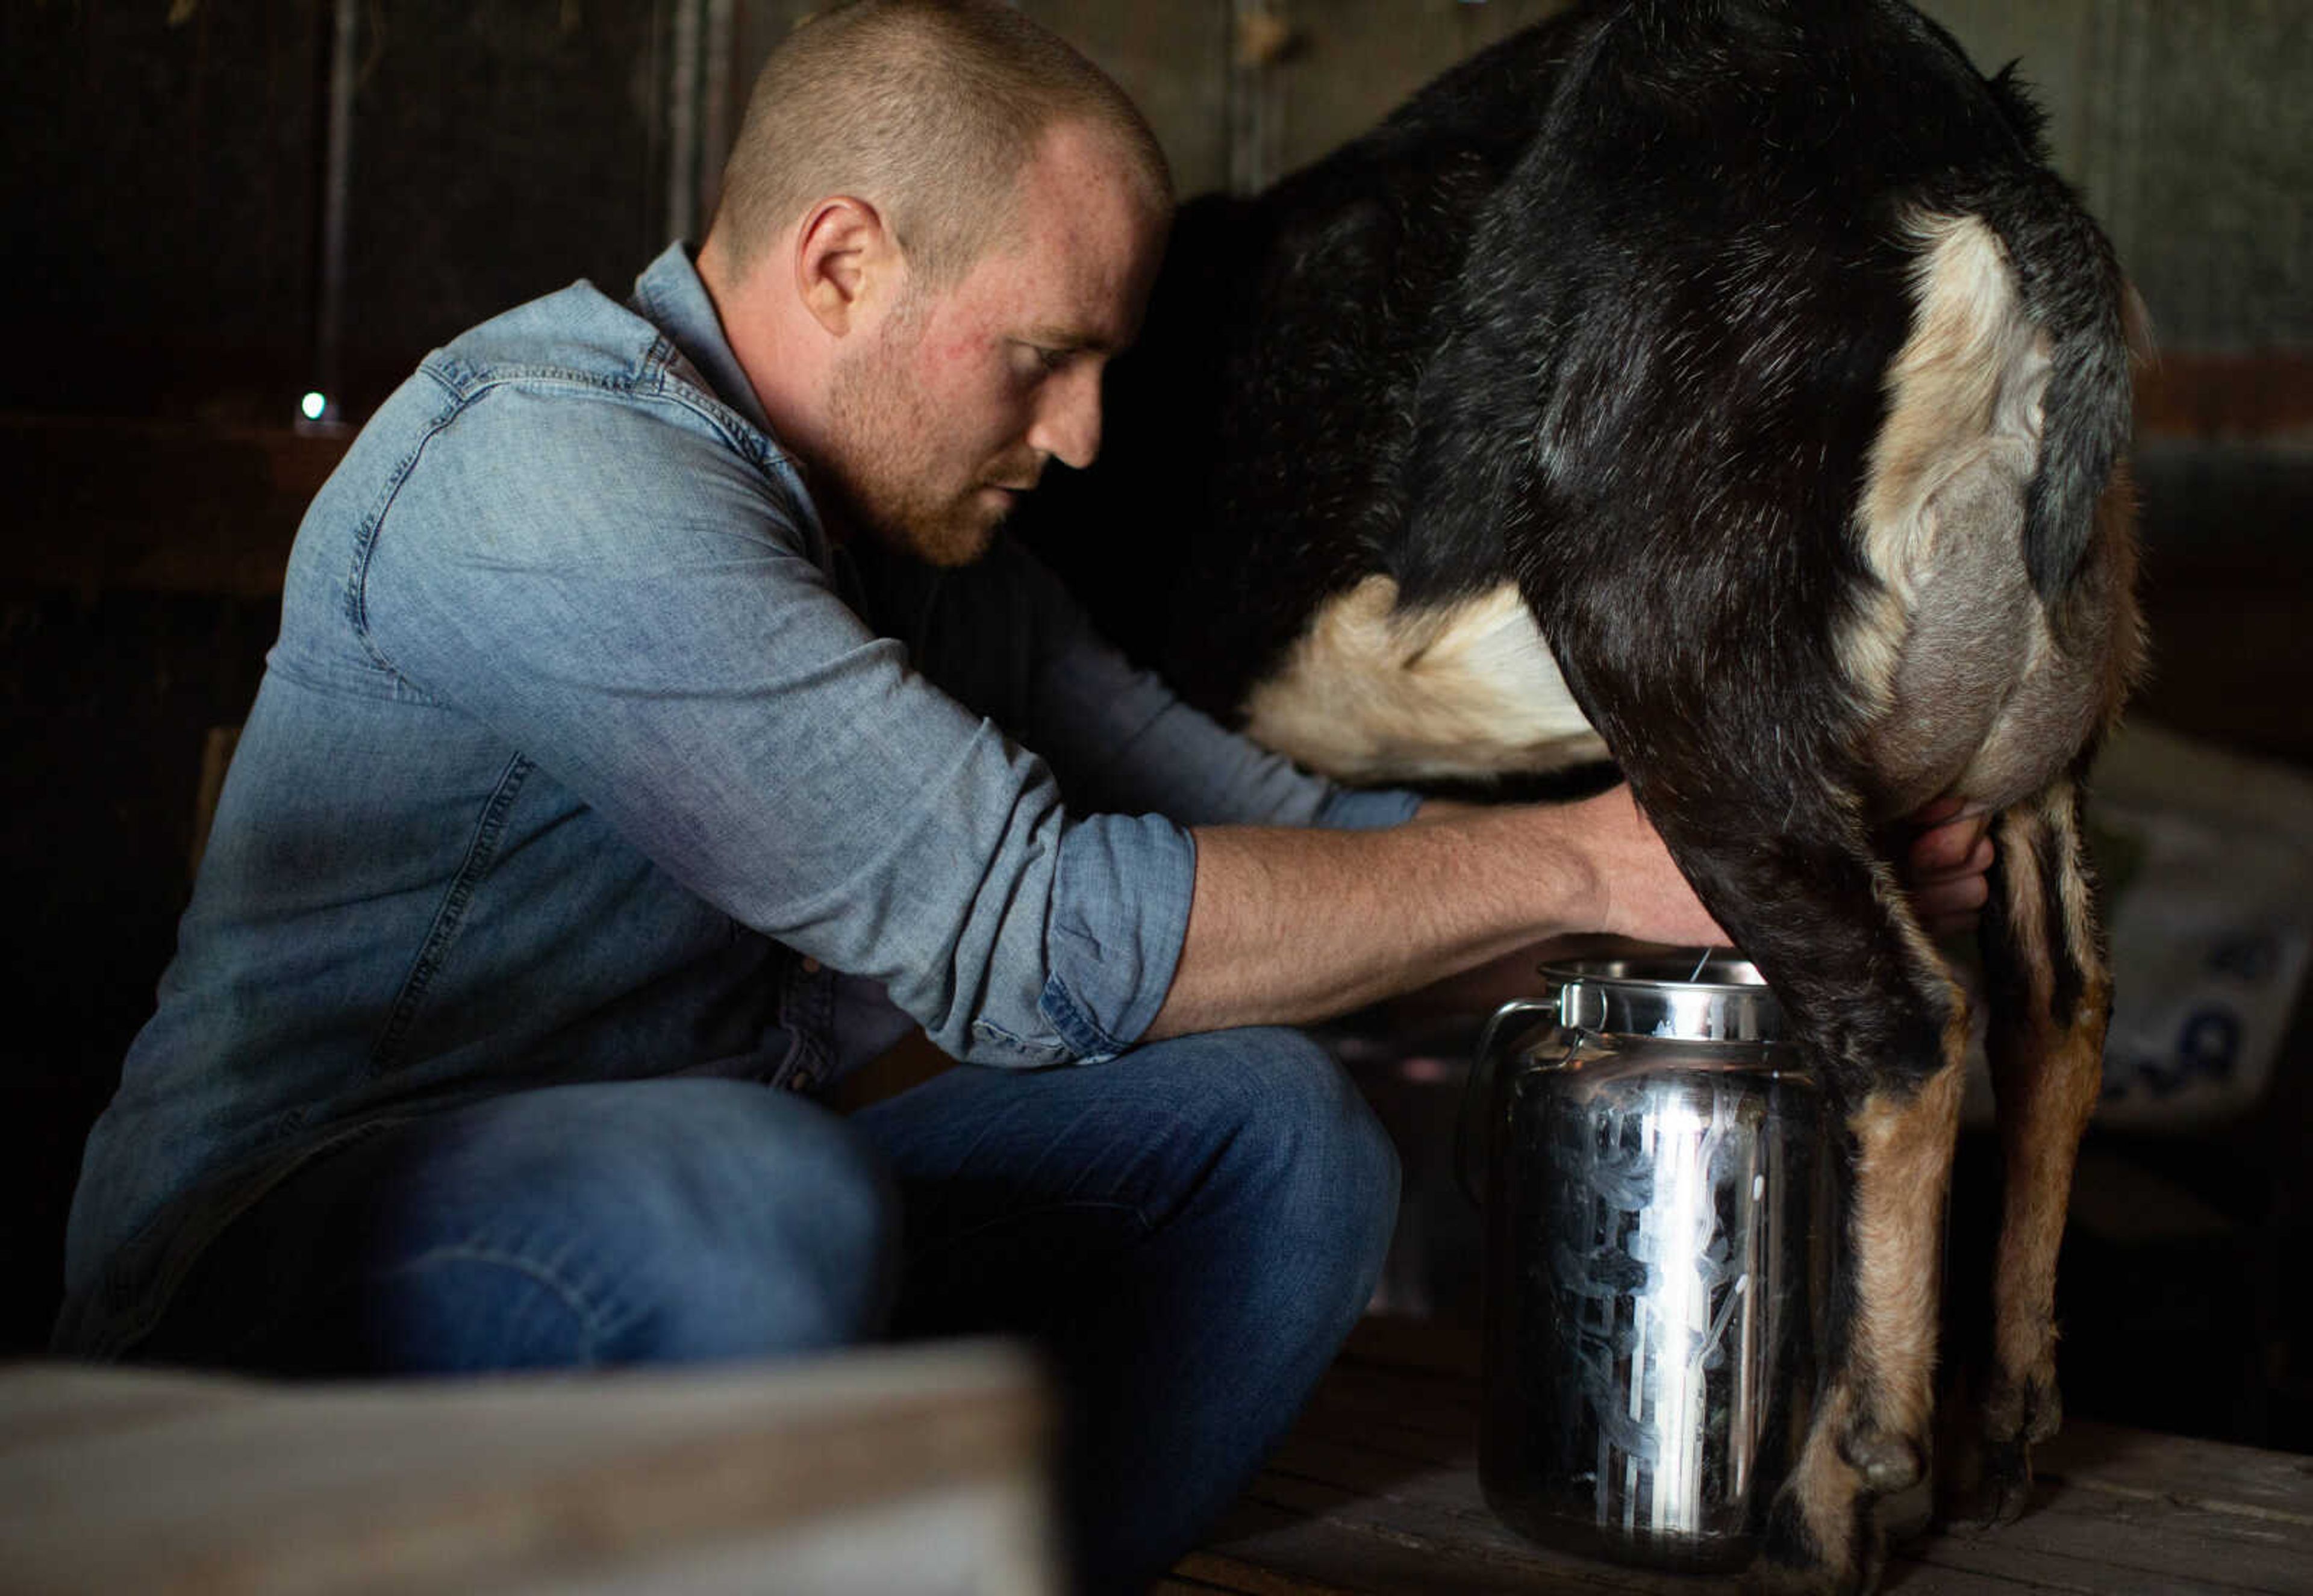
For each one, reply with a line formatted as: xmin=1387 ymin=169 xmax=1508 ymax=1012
xmin=1144 ymin=785 xmax=1717 ymax=1039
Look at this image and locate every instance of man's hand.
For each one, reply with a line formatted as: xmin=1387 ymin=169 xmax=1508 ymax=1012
xmin=1903 ymin=796 xmax=1995 ymax=938
xmin=1572 ymin=784 xmax=1728 ymax=949
xmin=1412 ymin=785 xmax=1723 ymax=948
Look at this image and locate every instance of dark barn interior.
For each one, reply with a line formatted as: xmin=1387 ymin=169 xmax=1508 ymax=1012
xmin=4 ymin=1 xmax=2309 ymax=1588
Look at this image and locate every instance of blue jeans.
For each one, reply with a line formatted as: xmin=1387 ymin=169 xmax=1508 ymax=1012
xmin=135 ymin=1027 xmax=1400 ymax=1593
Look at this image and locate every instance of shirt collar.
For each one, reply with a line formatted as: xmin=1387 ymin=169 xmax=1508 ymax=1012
xmin=631 ymin=242 xmax=775 ymax=437
xmin=631 ymin=241 xmax=835 ymax=568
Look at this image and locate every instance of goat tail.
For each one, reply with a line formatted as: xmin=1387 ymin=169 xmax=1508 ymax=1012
xmin=1975 ymin=170 xmax=2141 ymax=605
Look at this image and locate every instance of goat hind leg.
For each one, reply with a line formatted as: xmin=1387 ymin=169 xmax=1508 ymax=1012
xmin=1973 ymin=782 xmax=2109 ymax=1523
xmin=1656 ymin=824 xmax=1968 ymax=1595
xmin=1761 ymin=1038 xmax=1967 ymax=1595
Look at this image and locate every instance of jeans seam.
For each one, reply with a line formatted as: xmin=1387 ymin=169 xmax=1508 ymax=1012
xmin=380 ymin=1242 xmax=619 ymax=1359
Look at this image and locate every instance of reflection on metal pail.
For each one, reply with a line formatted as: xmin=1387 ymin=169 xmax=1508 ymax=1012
xmin=1461 ymin=952 xmax=1832 ymax=1571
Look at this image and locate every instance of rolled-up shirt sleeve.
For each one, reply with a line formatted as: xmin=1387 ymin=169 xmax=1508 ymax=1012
xmin=1037 ymin=814 xmax=1193 ymax=1061
xmin=360 ymin=381 xmax=1189 ymax=1065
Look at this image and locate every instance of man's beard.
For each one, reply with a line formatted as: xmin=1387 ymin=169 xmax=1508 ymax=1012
xmin=822 ymin=310 xmax=1024 ymax=569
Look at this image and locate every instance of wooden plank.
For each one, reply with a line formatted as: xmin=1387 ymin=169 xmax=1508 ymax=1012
xmin=0 ymin=1363 xmax=251 ymax=1450
xmin=1293 ymin=1387 xmax=1475 ymax=1459
xmin=1320 ymin=1355 xmax=1482 ymax=1416
xmin=1284 ymin=1406 xmax=1472 ymax=1473
xmin=1274 ymin=1402 xmax=2313 ymax=1593
xmin=1896 ymin=1524 xmax=2304 ymax=1596
xmin=0 ymin=1341 xmax=1055 ymax=1594
xmin=1185 ymin=1320 xmax=2313 ymax=1596
xmin=1261 ymin=1436 xmax=1494 ymax=1524
xmin=1168 ymin=1551 xmax=1364 ymax=1594
xmin=1904 ymin=1470 xmax=2313 ymax=1595
xmin=1313 ymin=1347 xmax=1482 ymax=1406
xmin=1209 ymin=1486 xmax=1731 ymax=1595
xmin=2042 ymin=1420 xmax=2313 ymax=1524
xmin=1222 ymin=1465 xmax=1724 ymax=1594
xmin=1216 ymin=1451 xmax=2293 ymax=1596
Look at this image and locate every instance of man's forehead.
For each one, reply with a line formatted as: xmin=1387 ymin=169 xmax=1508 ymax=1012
xmin=1023 ymin=239 xmax=1159 ymax=351
xmin=1019 ymin=121 xmax=1167 ymax=257
xmin=963 ymin=193 xmax=1164 ymax=348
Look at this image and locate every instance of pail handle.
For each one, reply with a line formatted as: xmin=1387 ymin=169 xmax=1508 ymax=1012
xmin=1455 ymin=996 xmax=1558 ymax=1209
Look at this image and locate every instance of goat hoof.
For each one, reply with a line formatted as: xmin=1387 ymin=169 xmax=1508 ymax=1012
xmin=1977 ymin=1436 xmax=2035 ymax=1525
xmin=1973 ymin=1372 xmax=2059 ymax=1522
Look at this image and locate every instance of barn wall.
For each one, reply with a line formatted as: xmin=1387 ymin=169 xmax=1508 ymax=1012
xmin=745 ymin=1 xmax=2309 ymax=354
xmin=1923 ymin=0 xmax=2311 ymax=352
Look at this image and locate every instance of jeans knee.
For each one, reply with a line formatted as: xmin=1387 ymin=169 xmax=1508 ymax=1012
xmin=1250 ymin=1027 xmax=1397 ymax=1187
xmin=438 ymin=1080 xmax=901 ymax=1364
xmin=1165 ymin=1027 xmax=1401 ymax=1256
xmin=633 ymin=1088 xmax=901 ymax=1358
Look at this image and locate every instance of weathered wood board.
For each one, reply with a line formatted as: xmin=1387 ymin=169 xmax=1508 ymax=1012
xmin=1167 ymin=1319 xmax=2313 ymax=1595
xmin=0 ymin=1339 xmax=1057 ymax=1595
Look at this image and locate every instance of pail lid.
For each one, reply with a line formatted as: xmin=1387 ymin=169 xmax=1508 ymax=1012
xmin=1538 ymin=950 xmax=1783 ymax=1043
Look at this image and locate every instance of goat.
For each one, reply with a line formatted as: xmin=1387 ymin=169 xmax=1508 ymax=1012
xmin=1018 ymin=1 xmax=2145 ymax=1589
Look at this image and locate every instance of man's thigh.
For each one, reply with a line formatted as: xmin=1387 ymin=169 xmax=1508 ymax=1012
xmin=852 ymin=1026 xmax=1400 ymax=1592
xmin=850 ymin=1025 xmax=1400 ymax=1338
xmin=139 ymin=1077 xmax=897 ymax=1375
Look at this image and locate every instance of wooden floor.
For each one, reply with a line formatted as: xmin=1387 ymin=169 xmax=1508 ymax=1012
xmin=1169 ymin=1318 xmax=2313 ymax=1595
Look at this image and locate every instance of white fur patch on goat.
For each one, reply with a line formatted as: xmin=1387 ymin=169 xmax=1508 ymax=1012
xmin=1241 ymin=575 xmax=1606 ymax=784
xmin=1843 ymin=211 xmax=2079 ymax=817
xmin=1859 ymin=213 xmax=2051 ymax=588
xmin=1843 ymin=212 xmax=2047 ymax=688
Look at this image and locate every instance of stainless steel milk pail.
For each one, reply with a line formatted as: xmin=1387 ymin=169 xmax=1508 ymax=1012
xmin=1461 ymin=952 xmax=1832 ymax=1571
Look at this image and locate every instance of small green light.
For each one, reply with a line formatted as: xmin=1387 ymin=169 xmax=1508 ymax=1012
xmin=301 ymin=391 xmax=328 ymax=421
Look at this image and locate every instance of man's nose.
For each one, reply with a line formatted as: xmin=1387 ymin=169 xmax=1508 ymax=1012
xmin=1026 ymin=365 xmax=1102 ymax=470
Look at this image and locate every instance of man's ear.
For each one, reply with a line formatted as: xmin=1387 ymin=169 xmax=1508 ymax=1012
xmin=794 ymin=197 xmax=902 ymax=338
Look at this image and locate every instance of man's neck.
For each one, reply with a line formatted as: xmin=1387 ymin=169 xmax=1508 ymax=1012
xmin=695 ymin=234 xmax=841 ymax=487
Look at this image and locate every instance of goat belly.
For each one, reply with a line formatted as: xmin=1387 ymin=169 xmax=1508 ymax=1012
xmin=1238 ymin=575 xmax=1608 ymax=786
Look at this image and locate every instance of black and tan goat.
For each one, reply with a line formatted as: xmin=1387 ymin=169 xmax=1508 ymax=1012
xmin=1020 ymin=1 xmax=2146 ymax=1590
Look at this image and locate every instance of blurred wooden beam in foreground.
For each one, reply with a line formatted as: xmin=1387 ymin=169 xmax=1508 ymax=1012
xmin=0 ymin=1339 xmax=1057 ymax=1595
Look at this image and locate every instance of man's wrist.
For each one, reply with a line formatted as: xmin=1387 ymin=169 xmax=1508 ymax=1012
xmin=1503 ymin=799 xmax=1610 ymax=941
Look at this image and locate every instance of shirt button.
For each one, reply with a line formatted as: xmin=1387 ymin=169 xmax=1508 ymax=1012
xmin=800 ymin=958 xmax=822 ymax=974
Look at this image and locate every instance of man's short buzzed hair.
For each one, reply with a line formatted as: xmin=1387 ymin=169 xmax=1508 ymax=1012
xmin=711 ymin=0 xmax=1172 ymax=284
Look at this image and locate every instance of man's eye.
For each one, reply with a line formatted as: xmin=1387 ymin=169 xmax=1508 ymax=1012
xmin=1031 ymin=345 xmax=1071 ymax=373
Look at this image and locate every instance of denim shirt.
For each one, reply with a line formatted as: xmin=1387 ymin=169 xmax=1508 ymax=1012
xmin=57 ymin=245 xmax=1417 ymax=1358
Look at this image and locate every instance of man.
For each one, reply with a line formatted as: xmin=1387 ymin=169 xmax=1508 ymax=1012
xmin=60 ymin=2 xmax=1991 ymax=1588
